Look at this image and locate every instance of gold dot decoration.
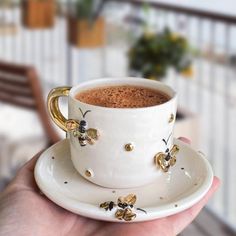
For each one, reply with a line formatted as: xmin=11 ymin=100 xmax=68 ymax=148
xmin=85 ymin=169 xmax=92 ymax=177
xmin=169 ymin=113 xmax=175 ymax=123
xmin=124 ymin=143 xmax=134 ymax=152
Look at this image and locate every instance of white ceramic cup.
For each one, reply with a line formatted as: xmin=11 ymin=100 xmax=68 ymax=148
xmin=47 ymin=78 xmax=177 ymax=188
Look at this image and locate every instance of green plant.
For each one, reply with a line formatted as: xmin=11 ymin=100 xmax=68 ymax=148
xmin=73 ymin=0 xmax=103 ymax=23
xmin=129 ymin=28 xmax=192 ymax=80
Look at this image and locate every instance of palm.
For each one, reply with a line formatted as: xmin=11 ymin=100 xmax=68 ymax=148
xmin=0 ymin=153 xmax=219 ymax=236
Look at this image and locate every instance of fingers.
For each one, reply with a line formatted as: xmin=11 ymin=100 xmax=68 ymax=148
xmin=21 ymin=151 xmax=43 ymax=172
xmin=10 ymin=151 xmax=44 ymax=191
xmin=178 ymin=137 xmax=191 ymax=145
xmin=170 ymin=176 xmax=220 ymax=235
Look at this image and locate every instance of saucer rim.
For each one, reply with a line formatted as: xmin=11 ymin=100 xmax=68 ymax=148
xmin=34 ymin=138 xmax=213 ymax=222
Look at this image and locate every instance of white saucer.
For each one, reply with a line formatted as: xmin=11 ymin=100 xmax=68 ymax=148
xmin=34 ymin=139 xmax=213 ymax=223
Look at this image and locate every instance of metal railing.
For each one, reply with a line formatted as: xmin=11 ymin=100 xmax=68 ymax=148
xmin=0 ymin=0 xmax=236 ymax=231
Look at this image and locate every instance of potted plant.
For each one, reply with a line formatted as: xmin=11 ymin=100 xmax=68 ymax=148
xmin=67 ymin=0 xmax=105 ymax=48
xmin=129 ymin=28 xmax=193 ymax=80
xmin=21 ymin=0 xmax=55 ymax=29
xmin=129 ymin=28 xmax=199 ymax=147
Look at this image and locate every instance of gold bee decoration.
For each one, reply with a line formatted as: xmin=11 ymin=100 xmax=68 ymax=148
xmin=65 ymin=108 xmax=99 ymax=147
xmin=115 ymin=208 xmax=136 ymax=221
xmin=87 ymin=128 xmax=100 ymax=141
xmin=169 ymin=113 xmax=175 ymax=123
xmin=65 ymin=119 xmax=78 ymax=130
xmin=100 ymin=201 xmax=116 ymax=211
xmin=154 ymin=134 xmax=180 ymax=172
xmin=117 ymin=194 xmax=136 ymax=207
xmin=154 ymin=144 xmax=179 ymax=172
xmin=99 ymin=194 xmax=146 ymax=221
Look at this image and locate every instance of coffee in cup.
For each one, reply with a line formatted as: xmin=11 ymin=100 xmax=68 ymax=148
xmin=75 ymin=85 xmax=170 ymax=108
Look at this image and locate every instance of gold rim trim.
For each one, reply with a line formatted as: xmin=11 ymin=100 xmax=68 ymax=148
xmin=47 ymin=86 xmax=72 ymax=132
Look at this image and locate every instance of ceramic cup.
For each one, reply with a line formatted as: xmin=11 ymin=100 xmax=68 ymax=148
xmin=47 ymin=77 xmax=178 ymax=188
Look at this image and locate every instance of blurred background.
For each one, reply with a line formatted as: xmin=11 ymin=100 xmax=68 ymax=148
xmin=0 ymin=0 xmax=235 ymax=235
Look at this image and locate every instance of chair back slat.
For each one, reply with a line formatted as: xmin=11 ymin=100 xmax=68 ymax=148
xmin=0 ymin=62 xmax=29 ymax=75
xmin=0 ymin=74 xmax=30 ymax=87
xmin=0 ymin=61 xmax=60 ymax=145
xmin=0 ymin=92 xmax=35 ymax=109
xmin=0 ymin=81 xmax=33 ymax=98
xmin=0 ymin=62 xmax=36 ymax=109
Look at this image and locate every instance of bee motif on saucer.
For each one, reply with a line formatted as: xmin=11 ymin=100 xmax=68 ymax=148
xmin=100 ymin=194 xmax=146 ymax=221
xmin=65 ymin=108 xmax=99 ymax=147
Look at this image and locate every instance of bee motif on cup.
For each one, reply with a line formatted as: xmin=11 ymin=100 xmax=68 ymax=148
xmin=65 ymin=108 xmax=99 ymax=147
xmin=100 ymin=194 xmax=146 ymax=221
xmin=154 ymin=134 xmax=180 ymax=172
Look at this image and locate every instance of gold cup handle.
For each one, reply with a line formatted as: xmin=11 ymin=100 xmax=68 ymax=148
xmin=47 ymin=87 xmax=72 ymax=132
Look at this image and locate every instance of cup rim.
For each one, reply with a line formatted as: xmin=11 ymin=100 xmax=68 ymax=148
xmin=69 ymin=77 xmax=177 ymax=112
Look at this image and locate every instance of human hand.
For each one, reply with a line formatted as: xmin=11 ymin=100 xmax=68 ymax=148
xmin=0 ymin=138 xmax=220 ymax=236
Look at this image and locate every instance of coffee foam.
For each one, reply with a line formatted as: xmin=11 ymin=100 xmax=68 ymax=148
xmin=75 ymin=85 xmax=170 ymax=108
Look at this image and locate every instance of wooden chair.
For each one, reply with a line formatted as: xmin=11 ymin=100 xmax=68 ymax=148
xmin=0 ymin=61 xmax=61 ymax=146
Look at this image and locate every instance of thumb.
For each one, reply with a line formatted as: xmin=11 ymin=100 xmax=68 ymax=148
xmin=9 ymin=151 xmax=43 ymax=191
